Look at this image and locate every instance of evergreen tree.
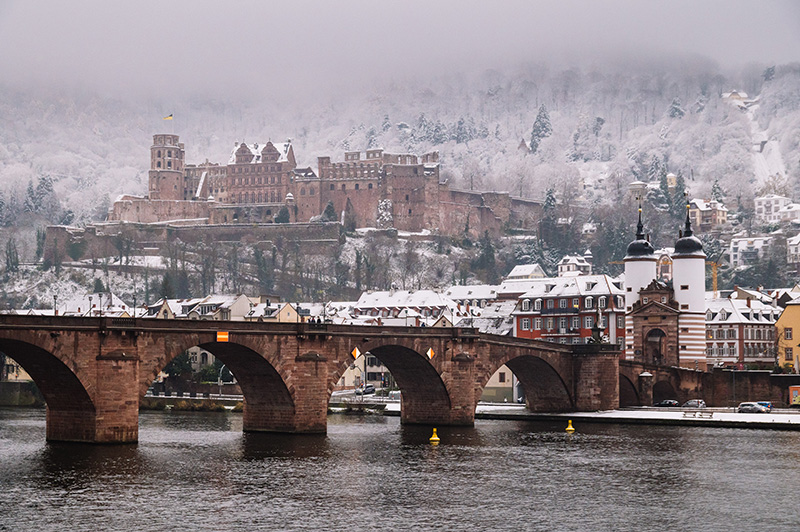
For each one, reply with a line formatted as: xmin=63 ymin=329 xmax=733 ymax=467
xmin=35 ymin=227 xmax=46 ymax=260
xmin=161 ymin=272 xmax=176 ymax=299
xmin=763 ymin=66 xmax=775 ymax=82
xmin=23 ymin=180 xmax=36 ymax=213
xmin=667 ymin=97 xmax=685 ymax=119
xmin=93 ymin=278 xmax=105 ymax=293
xmin=474 ymin=231 xmax=498 ymax=283
xmin=322 ymin=201 xmax=337 ymax=222
xmin=530 ymin=104 xmax=552 ymax=154
xmin=711 ymin=178 xmax=725 ymax=202
xmin=670 ymin=173 xmax=688 ymax=218
xmin=382 ymin=114 xmax=392 ymax=132
xmin=253 ymin=247 xmax=275 ymax=294
xmin=275 ymin=205 xmax=290 ymax=223
xmin=5 ymin=238 xmax=19 ymax=274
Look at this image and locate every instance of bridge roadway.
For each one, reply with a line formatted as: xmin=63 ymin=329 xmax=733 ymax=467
xmin=0 ymin=315 xmax=631 ymax=443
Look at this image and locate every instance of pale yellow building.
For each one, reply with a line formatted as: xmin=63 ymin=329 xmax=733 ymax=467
xmin=775 ymin=299 xmax=800 ymax=371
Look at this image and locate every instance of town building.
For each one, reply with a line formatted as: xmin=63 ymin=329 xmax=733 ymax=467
xmin=776 ymin=298 xmax=800 ymax=372
xmin=705 ymin=295 xmax=780 ymax=368
xmin=689 ymin=198 xmax=728 ymax=231
xmin=729 ymin=235 xmax=772 ymax=267
xmin=556 ymin=252 xmax=593 ymax=277
xmin=512 ymin=274 xmax=626 ymax=346
xmin=754 ymin=194 xmax=792 ymax=224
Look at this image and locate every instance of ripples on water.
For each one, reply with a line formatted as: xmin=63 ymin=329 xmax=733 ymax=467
xmin=1 ymin=407 xmax=800 ymax=531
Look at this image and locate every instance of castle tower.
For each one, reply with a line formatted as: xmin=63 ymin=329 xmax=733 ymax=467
xmin=624 ymin=204 xmax=657 ymax=360
xmin=148 ymin=134 xmax=185 ymax=200
xmin=671 ymin=204 xmax=708 ymax=370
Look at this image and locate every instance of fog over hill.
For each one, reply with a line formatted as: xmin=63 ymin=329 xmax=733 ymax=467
xmin=1 ymin=59 xmax=800 ymax=227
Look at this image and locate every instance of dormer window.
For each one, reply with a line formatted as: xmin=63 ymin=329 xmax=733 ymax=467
xmin=707 ymin=311 xmax=713 ymax=321
xmin=522 ymin=299 xmax=531 ymax=311
xmin=598 ymin=296 xmax=607 ymax=309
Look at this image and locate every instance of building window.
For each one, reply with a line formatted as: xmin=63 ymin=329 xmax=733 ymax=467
xmin=642 ymin=297 xmax=648 ymax=304
xmin=546 ymin=299 xmax=554 ymax=309
xmin=499 ymin=372 xmax=506 ymax=383
xmin=559 ymin=299 xmax=567 ymax=309
xmin=571 ymin=316 xmax=580 ymax=329
xmin=680 ymin=285 xmax=689 ymax=290
xmin=786 ymin=328 xmax=793 ymax=340
xmin=572 ymin=298 xmax=580 ymax=308
xmin=355 ymin=183 xmax=360 ymax=190
xmin=617 ymin=316 xmax=624 ymax=328
xmin=522 ymin=299 xmax=530 ymax=311
xmin=585 ymin=296 xmax=593 ymax=309
xmin=534 ymin=318 xmax=542 ymax=330
xmin=545 ymin=318 xmax=554 ymax=331
xmin=534 ymin=299 xmax=542 ymax=310
xmin=521 ymin=318 xmax=530 ymax=331
xmin=598 ymin=296 xmax=607 ymax=308
xmin=342 ymin=184 xmax=346 ymax=190
xmin=786 ymin=347 xmax=793 ymax=360
xmin=330 ymin=184 xmax=335 ymax=190
xmin=584 ymin=316 xmax=593 ymax=329
xmin=368 ymin=183 xmax=373 ymax=189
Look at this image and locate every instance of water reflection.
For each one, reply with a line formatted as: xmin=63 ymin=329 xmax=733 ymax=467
xmin=2 ymin=408 xmax=800 ymax=531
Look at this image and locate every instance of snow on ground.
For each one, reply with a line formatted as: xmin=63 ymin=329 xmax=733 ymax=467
xmin=747 ymin=104 xmax=788 ymax=190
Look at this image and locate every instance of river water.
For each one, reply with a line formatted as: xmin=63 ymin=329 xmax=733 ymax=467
xmin=1 ymin=407 xmax=799 ymax=531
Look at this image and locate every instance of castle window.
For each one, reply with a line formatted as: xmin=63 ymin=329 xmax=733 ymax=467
xmin=167 ymin=161 xmax=172 ymax=168
xmin=355 ymin=184 xmax=360 ymax=190
xmin=368 ymin=183 xmax=373 ymax=189
xmin=310 ymin=188 xmax=315 ymax=196
xmin=408 ymin=209 xmax=412 ymax=215
xmin=405 ymin=194 xmax=410 ymax=201
xmin=301 ymin=188 xmax=306 ymax=196
xmin=341 ymin=184 xmax=346 ymax=190
xmin=330 ymin=184 xmax=335 ymax=190
xmin=168 ymin=150 xmax=172 ymax=157
xmin=157 ymin=162 xmax=161 ymax=168
xmin=157 ymin=150 xmax=161 ymax=157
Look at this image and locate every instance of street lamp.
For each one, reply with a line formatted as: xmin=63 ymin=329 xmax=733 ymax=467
xmin=53 ymin=294 xmax=57 ymax=316
xmin=88 ymin=295 xmax=93 ymax=317
xmin=218 ymin=364 xmax=228 ymax=397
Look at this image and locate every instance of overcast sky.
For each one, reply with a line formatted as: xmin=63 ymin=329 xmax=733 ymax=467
xmin=1 ymin=0 xmax=798 ymax=101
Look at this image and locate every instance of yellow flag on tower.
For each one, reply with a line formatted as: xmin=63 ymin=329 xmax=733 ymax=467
xmin=163 ymin=114 xmax=173 ymax=120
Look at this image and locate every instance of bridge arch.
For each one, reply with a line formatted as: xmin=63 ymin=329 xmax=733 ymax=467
xmin=477 ymin=347 xmax=574 ymax=413
xmin=0 ymin=337 xmax=96 ymax=442
xmin=619 ymin=373 xmax=640 ymax=406
xmin=653 ymin=380 xmax=678 ymax=403
xmin=139 ymin=335 xmax=308 ymax=433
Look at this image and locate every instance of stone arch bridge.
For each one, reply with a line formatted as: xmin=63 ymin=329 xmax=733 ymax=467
xmin=0 ymin=315 xmax=635 ymax=443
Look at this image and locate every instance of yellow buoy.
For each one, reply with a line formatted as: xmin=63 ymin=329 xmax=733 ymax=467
xmin=566 ymin=419 xmax=575 ymax=434
xmin=429 ymin=428 xmax=440 ymax=444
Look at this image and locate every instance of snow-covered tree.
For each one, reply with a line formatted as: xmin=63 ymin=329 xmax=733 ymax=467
xmin=530 ymin=104 xmax=552 ymax=154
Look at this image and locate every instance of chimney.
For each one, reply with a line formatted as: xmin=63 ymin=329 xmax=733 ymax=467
xmin=747 ymin=299 xmax=751 ymax=308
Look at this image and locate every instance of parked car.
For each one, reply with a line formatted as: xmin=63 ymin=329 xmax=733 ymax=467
xmin=682 ymin=399 xmax=706 ymax=408
xmin=355 ymin=384 xmax=375 ymax=395
xmin=738 ymin=402 xmax=769 ymax=413
xmin=387 ymin=390 xmax=402 ymax=401
xmin=757 ymin=401 xmax=773 ymax=412
xmin=653 ymin=399 xmax=679 ymax=407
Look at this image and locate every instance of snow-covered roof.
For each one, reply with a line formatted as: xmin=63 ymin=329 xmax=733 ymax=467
xmin=505 ymin=264 xmax=546 ymax=279
xmin=354 ymin=289 xmax=457 ymax=312
xmin=228 ymin=141 xmax=292 ymax=164
xmin=690 ymin=198 xmax=728 ymax=212
xmin=705 ymin=296 xmax=780 ymax=324
xmin=444 ymin=284 xmax=500 ymax=301
xmin=508 ymin=274 xmax=624 ymax=301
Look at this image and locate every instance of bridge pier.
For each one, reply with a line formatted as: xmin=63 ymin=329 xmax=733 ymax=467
xmin=401 ymin=353 xmax=476 ymax=427
xmin=572 ymin=347 xmax=620 ymax=411
xmin=48 ymin=350 xmax=140 ymax=443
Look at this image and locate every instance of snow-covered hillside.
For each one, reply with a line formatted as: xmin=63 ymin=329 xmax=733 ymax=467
xmin=1 ymin=60 xmax=799 ymax=228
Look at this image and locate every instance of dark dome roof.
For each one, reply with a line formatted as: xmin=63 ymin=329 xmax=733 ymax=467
xmin=674 ymin=234 xmax=704 ymax=255
xmin=626 ymin=238 xmax=655 ymax=258
xmin=625 ymin=209 xmax=655 ymax=259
